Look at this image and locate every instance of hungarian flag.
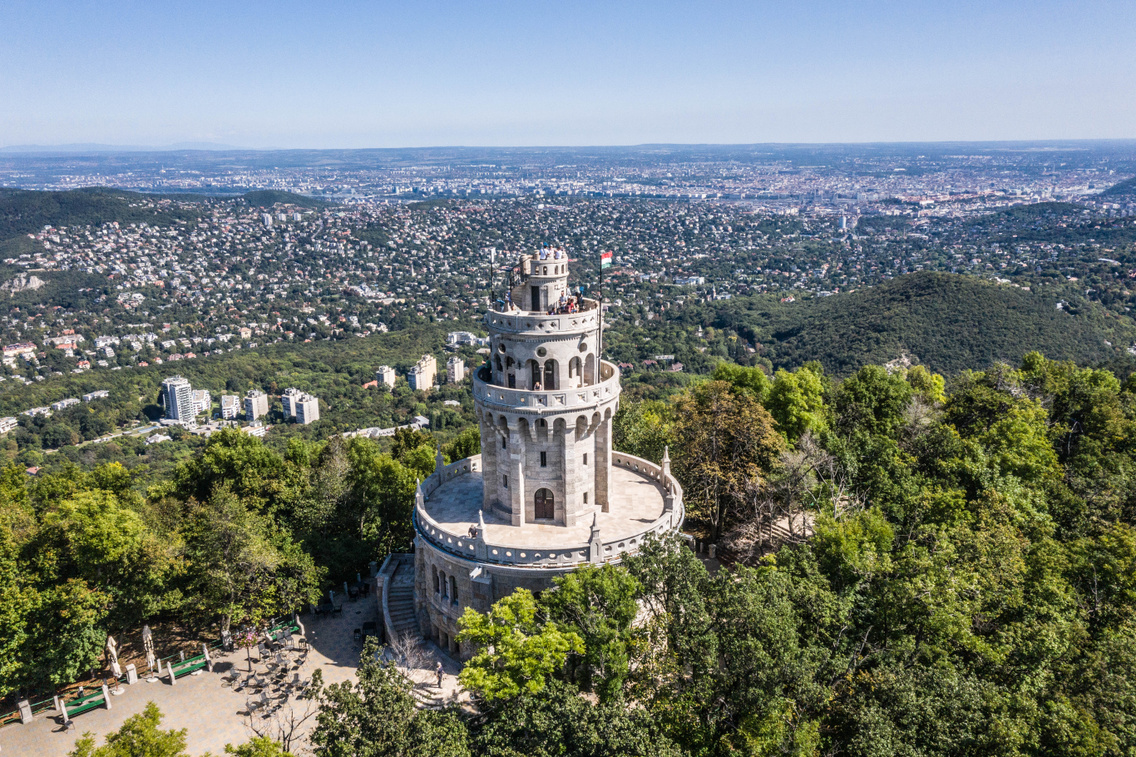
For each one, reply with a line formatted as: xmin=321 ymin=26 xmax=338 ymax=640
xmin=601 ymin=251 xmax=613 ymax=269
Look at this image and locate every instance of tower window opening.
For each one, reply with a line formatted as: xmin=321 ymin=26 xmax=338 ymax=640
xmin=503 ymin=475 xmax=508 ymax=489
xmin=540 ymin=451 xmax=547 ymax=467
xmin=583 ymin=453 xmax=588 ymax=465
xmin=584 ymin=492 xmax=588 ymax=504
xmin=502 ymin=436 xmax=507 ymax=449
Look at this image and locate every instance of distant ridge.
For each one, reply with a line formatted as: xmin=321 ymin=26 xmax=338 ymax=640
xmin=0 ymin=187 xmax=324 ymax=240
xmin=1100 ymin=175 xmax=1136 ymax=198
xmin=713 ymin=272 xmax=1136 ymax=376
xmin=0 ymin=142 xmax=244 ymax=154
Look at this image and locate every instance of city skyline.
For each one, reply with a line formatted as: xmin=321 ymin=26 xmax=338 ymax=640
xmin=2 ymin=0 xmax=1134 ymax=149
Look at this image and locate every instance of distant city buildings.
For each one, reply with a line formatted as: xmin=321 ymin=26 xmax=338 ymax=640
xmin=375 ymin=365 xmax=397 ymax=387
xmin=220 ymin=394 xmax=241 ymax=420
xmin=160 ymin=375 xmax=195 ymax=425
xmin=244 ymin=389 xmax=269 ymax=421
xmin=447 ymin=331 xmax=488 ymax=347
xmin=408 ymin=354 xmax=437 ymax=391
xmin=446 ymin=356 xmax=465 ymax=384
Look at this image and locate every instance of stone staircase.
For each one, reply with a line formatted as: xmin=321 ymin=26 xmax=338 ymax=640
xmin=383 ymin=556 xmax=421 ymax=642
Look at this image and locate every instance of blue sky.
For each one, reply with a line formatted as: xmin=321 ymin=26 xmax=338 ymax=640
xmin=1 ymin=0 xmax=1133 ymax=148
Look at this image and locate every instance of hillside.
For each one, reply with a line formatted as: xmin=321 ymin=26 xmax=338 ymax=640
xmin=715 ymin=272 xmax=1136 ymax=375
xmin=0 ymin=187 xmax=323 ymax=242
xmin=240 ymin=189 xmax=324 ymax=208
xmin=0 ymin=187 xmax=203 ymax=239
xmin=1100 ymin=175 xmax=1136 ymax=197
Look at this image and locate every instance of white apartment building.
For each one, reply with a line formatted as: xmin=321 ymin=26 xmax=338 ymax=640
xmin=447 ymin=356 xmax=465 ymax=384
xmin=281 ymin=387 xmax=320 ymax=425
xmin=161 ymin=376 xmax=195 ymax=424
xmin=245 ymin=390 xmax=269 ymax=421
xmin=221 ymin=394 xmax=241 ymax=420
xmin=408 ymin=354 xmax=437 ymax=391
xmin=191 ymin=389 xmax=211 ymax=416
xmin=376 ymin=365 xmax=397 ymax=387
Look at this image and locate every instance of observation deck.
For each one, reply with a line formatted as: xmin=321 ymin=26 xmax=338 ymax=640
xmin=486 ymin=297 xmax=600 ymax=336
xmin=472 ymin=359 xmax=620 ymax=415
xmin=414 ymin=453 xmax=683 ymax=570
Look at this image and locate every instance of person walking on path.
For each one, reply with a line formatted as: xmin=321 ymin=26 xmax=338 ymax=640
xmin=435 ymin=661 xmax=444 ymax=689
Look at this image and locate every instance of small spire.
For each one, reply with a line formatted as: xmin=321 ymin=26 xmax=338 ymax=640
xmin=661 ymin=445 xmax=670 ymax=463
xmin=478 ymin=509 xmax=486 ymax=531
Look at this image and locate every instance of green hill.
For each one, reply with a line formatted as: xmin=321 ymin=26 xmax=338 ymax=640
xmin=717 ymin=272 xmax=1136 ymax=376
xmin=0 ymin=187 xmax=201 ymax=239
xmin=240 ymin=190 xmax=324 ymax=208
xmin=1100 ymin=175 xmax=1136 ymax=197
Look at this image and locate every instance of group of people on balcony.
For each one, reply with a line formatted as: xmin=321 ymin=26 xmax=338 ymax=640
xmin=548 ymin=293 xmax=582 ymax=315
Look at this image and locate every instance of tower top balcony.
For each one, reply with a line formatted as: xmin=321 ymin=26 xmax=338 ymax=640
xmin=502 ymin=249 xmax=582 ymax=314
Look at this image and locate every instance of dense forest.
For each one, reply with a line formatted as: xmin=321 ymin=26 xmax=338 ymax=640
xmin=604 ymin=272 xmax=1136 ymax=377
xmin=7 ymin=350 xmax=1136 ymax=757
xmin=0 ymin=187 xmax=319 ymax=240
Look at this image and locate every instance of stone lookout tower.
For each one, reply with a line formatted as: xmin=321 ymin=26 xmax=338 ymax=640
xmin=408 ymin=248 xmax=684 ymax=658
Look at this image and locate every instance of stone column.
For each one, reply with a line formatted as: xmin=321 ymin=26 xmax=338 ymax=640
xmin=480 ymin=422 xmax=499 ymax=511
xmin=561 ymin=422 xmax=580 ymax=526
xmin=510 ymin=451 xmax=524 ymax=527
xmin=595 ymin=414 xmax=611 ymax=512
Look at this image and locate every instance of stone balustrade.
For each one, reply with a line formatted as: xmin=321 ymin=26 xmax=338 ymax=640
xmin=472 ymin=360 xmax=620 ymax=415
xmin=486 ymin=298 xmax=599 ymax=335
xmin=414 ymin=452 xmax=683 ymax=569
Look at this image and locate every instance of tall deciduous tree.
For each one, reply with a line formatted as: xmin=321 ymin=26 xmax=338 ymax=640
xmin=309 ymin=639 xmax=468 ymax=757
xmin=458 ymin=589 xmax=583 ymax=702
xmin=672 ymin=380 xmax=783 ymax=540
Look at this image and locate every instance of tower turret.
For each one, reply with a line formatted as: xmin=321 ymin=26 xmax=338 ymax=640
xmin=476 ymin=248 xmax=616 ymax=528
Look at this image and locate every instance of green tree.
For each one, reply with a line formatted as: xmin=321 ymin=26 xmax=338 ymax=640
xmin=458 ymin=589 xmax=583 ymax=701
xmin=542 ymin=564 xmax=641 ymax=701
xmin=181 ymin=485 xmax=321 ymax=632
xmin=224 ymin=736 xmax=296 ymax=757
xmin=672 ymin=380 xmax=784 ymax=539
xmin=765 ymin=366 xmax=828 ymax=442
xmin=309 ymin=638 xmax=468 ymax=757
xmin=69 ymin=702 xmax=189 ymax=757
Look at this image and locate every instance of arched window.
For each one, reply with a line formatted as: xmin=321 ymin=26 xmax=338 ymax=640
xmin=543 ymin=359 xmax=557 ymax=390
xmin=584 ymin=353 xmax=596 ymax=385
xmin=528 ymin=359 xmax=541 ymax=389
xmin=495 ymin=356 xmax=502 ymax=372
xmin=432 ymin=565 xmax=439 ymax=594
xmin=440 ymin=571 xmax=448 ymax=598
xmin=535 ymin=488 xmax=555 ymax=520
xmin=449 ymin=576 xmax=458 ymax=605
xmin=569 ymin=356 xmax=580 ymax=379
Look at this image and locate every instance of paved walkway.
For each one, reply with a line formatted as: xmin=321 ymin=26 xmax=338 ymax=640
xmin=0 ymin=591 xmax=412 ymax=757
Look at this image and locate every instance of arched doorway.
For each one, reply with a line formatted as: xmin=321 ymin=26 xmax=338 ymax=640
xmin=534 ymin=488 xmax=555 ymax=520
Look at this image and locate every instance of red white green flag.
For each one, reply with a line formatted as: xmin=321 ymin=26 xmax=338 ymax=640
xmin=601 ymin=250 xmax=613 ymax=269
